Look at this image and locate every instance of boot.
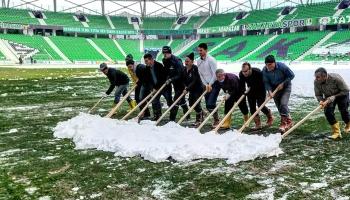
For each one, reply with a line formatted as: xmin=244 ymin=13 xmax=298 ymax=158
xmin=278 ymin=116 xmax=287 ymax=133
xmin=252 ymin=115 xmax=262 ymax=130
xmin=220 ymin=115 xmax=232 ymax=129
xmin=266 ymin=110 xmax=274 ymax=127
xmin=193 ymin=111 xmax=203 ymax=127
xmin=128 ymin=100 xmax=137 ymax=109
xmin=152 ymin=109 xmax=162 ymax=121
xmin=139 ymin=108 xmax=151 ymax=121
xmin=284 ymin=116 xmax=293 ymax=131
xmin=212 ymin=111 xmax=220 ymax=128
xmin=243 ymin=114 xmax=249 ymax=123
xmin=328 ymin=122 xmax=342 ymax=139
xmin=169 ymin=106 xmax=179 ymax=121
xmin=345 ymin=122 xmax=350 ymax=133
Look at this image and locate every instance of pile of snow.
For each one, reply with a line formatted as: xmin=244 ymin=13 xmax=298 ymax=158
xmin=53 ymin=113 xmax=282 ymax=164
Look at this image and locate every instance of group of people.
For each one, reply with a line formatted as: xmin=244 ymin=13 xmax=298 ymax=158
xmin=99 ymin=42 xmax=350 ymax=138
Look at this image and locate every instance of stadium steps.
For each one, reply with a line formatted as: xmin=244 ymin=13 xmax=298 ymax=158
xmin=238 ymin=35 xmax=278 ymax=61
xmin=37 ymin=18 xmax=47 ymax=25
xmin=81 ymin=21 xmax=89 ymax=27
xmin=140 ymin=37 xmax=144 ymax=53
xmin=106 ymin=15 xmax=116 ymax=29
xmin=86 ymin=38 xmax=113 ymax=62
xmin=197 ymin=15 xmax=210 ymax=28
xmin=0 ymin=39 xmax=18 ymax=61
xmin=43 ymin=37 xmax=71 ymax=63
xmin=333 ymin=9 xmax=345 ymax=17
xmin=208 ymin=38 xmax=232 ymax=54
xmin=295 ymin=31 xmax=336 ymax=61
xmin=275 ymin=15 xmax=285 ymax=22
xmin=112 ymin=40 xmax=127 ymax=58
xmin=174 ymin=37 xmax=199 ymax=56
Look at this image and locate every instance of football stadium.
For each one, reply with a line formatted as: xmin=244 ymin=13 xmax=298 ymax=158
xmin=1 ymin=0 xmax=350 ymax=199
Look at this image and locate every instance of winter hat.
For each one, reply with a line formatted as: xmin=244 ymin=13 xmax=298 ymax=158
xmin=125 ymin=54 xmax=133 ymax=61
xmin=162 ymin=46 xmax=172 ymax=54
xmin=126 ymin=59 xmax=134 ymax=66
xmin=186 ymin=52 xmax=195 ymax=61
xmin=125 ymin=54 xmax=134 ymax=66
xmin=99 ymin=63 xmax=108 ymax=71
xmin=265 ymin=55 xmax=275 ymax=64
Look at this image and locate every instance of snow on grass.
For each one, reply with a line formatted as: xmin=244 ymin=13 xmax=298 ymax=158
xmin=53 ymin=113 xmax=283 ymax=164
xmin=151 ymin=180 xmax=172 ymax=199
xmin=8 ymin=128 xmax=18 ymax=133
xmin=0 ymin=105 xmax=41 ymax=111
xmin=269 ymin=160 xmax=296 ymax=172
xmin=40 ymin=156 xmax=60 ymax=160
xmin=38 ymin=196 xmax=51 ymax=200
xmin=0 ymin=149 xmax=23 ymax=157
xmin=246 ymin=187 xmax=275 ymax=200
xmin=25 ymin=187 xmax=38 ymax=195
xmin=309 ymin=182 xmax=328 ymax=190
xmin=90 ymin=193 xmax=102 ymax=199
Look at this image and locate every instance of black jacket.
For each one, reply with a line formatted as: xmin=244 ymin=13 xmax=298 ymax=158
xmin=239 ymin=67 xmax=266 ymax=97
xmin=217 ymin=73 xmax=243 ymax=96
xmin=105 ymin=68 xmax=129 ymax=95
xmin=162 ymin=55 xmax=184 ymax=86
xmin=183 ymin=65 xmax=203 ymax=93
xmin=145 ymin=60 xmax=167 ymax=90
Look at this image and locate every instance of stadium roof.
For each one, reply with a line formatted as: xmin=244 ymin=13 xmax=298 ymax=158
xmin=1 ymin=0 xmax=332 ymax=16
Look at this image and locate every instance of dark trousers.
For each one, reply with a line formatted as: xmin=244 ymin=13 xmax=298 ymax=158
xmin=188 ymin=90 xmax=203 ymax=113
xmin=204 ymin=83 xmax=220 ymax=111
xmin=273 ymin=84 xmax=291 ymax=117
xmin=224 ymin=94 xmax=249 ymax=115
xmin=114 ymin=84 xmax=131 ymax=104
xmin=247 ymin=94 xmax=270 ymax=115
xmin=169 ymin=84 xmax=189 ymax=120
xmin=152 ymin=85 xmax=173 ymax=116
xmin=139 ymin=85 xmax=152 ymax=117
xmin=324 ymin=94 xmax=350 ymax=125
xmin=134 ymin=84 xmax=141 ymax=103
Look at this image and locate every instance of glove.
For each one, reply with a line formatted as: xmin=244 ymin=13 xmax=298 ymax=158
xmin=165 ymin=79 xmax=172 ymax=85
xmin=102 ymin=93 xmax=108 ymax=98
xmin=327 ymin=96 xmax=335 ymax=103
xmin=224 ymin=94 xmax=230 ymax=101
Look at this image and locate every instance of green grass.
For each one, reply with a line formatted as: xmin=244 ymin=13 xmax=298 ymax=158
xmin=1 ymin=68 xmax=350 ymax=199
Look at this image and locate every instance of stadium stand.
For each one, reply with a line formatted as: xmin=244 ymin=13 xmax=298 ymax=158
xmin=0 ymin=34 xmax=62 ymax=60
xmin=50 ymin=36 xmax=105 ymax=61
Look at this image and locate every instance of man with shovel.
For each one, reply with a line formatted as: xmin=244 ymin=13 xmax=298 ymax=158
xmin=314 ymin=67 xmax=350 ymax=139
xmin=239 ymin=62 xmax=274 ymax=130
xmin=215 ymin=69 xmax=249 ymax=129
xmin=262 ymin=55 xmax=295 ymax=133
xmin=100 ymin=63 xmax=136 ymax=109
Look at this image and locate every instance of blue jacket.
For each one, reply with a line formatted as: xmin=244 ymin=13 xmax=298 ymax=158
xmin=262 ymin=62 xmax=295 ymax=91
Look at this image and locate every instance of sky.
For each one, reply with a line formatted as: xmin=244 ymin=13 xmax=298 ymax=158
xmin=4 ymin=0 xmax=331 ymax=16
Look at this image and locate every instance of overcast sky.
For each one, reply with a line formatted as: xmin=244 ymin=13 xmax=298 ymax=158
xmin=5 ymin=0 xmax=330 ymax=16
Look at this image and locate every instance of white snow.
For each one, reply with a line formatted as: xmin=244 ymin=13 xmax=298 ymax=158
xmin=90 ymin=193 xmax=102 ymax=198
xmin=8 ymin=128 xmax=18 ymax=133
xmin=40 ymin=156 xmax=59 ymax=160
xmin=53 ymin=113 xmax=282 ymax=164
xmin=25 ymin=187 xmax=38 ymax=195
xmin=38 ymin=196 xmax=51 ymax=200
xmin=309 ymin=182 xmax=328 ymax=190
